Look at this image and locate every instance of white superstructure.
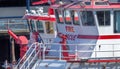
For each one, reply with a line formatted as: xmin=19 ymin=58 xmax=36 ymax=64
xmin=15 ymin=0 xmax=120 ymax=69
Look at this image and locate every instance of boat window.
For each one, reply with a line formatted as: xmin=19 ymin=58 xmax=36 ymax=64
xmin=96 ymin=11 xmax=110 ymax=26
xmin=71 ymin=10 xmax=80 ymax=25
xmin=114 ymin=11 xmax=120 ymax=33
xmin=64 ymin=10 xmax=72 ymax=24
xmin=36 ymin=21 xmax=44 ymax=33
xmin=45 ymin=21 xmax=54 ymax=34
xmin=84 ymin=2 xmax=91 ymax=5
xmin=30 ymin=20 xmax=35 ymax=32
xmin=55 ymin=9 xmax=64 ymax=23
xmin=95 ymin=2 xmax=108 ymax=5
xmin=80 ymin=11 xmax=95 ymax=26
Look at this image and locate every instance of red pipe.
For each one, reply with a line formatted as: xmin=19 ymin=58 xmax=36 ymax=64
xmin=8 ymin=29 xmax=18 ymax=41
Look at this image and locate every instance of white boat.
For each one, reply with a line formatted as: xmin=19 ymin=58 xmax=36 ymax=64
xmin=13 ymin=0 xmax=120 ymax=69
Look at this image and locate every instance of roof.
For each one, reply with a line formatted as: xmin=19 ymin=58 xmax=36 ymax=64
xmin=51 ymin=1 xmax=120 ymax=9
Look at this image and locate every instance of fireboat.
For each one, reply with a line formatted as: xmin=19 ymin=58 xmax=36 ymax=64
xmin=5 ymin=0 xmax=120 ymax=69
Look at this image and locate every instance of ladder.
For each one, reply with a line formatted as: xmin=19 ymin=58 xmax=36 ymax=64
xmin=15 ymin=42 xmax=41 ymax=69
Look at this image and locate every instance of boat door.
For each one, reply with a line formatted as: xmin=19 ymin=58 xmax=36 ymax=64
xmin=114 ymin=11 xmax=120 ymax=33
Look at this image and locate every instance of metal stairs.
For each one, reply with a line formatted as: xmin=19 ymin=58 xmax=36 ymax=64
xmin=15 ymin=42 xmax=41 ymax=69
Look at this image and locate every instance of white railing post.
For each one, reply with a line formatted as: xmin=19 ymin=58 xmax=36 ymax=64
xmin=112 ymin=44 xmax=114 ymax=57
xmin=59 ymin=44 xmax=62 ymax=60
xmin=43 ymin=44 xmax=45 ymax=60
xmin=75 ymin=45 xmax=78 ymax=61
xmin=27 ymin=59 xmax=29 ymax=69
xmin=95 ymin=45 xmax=97 ymax=58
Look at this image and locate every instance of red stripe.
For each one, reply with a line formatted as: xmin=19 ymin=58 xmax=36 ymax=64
xmin=88 ymin=59 xmax=120 ymax=63
xmin=24 ymin=15 xmax=79 ymax=22
xmin=32 ymin=0 xmax=55 ymax=5
xmin=24 ymin=15 xmax=56 ymax=22
xmin=78 ymin=35 xmax=120 ymax=39
xmin=32 ymin=0 xmax=48 ymax=5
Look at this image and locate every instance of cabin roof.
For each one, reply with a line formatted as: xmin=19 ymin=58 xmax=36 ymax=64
xmin=51 ymin=1 xmax=120 ymax=10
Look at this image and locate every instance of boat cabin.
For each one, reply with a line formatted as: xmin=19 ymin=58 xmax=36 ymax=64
xmin=15 ymin=1 xmax=120 ymax=69
xmin=24 ymin=7 xmax=57 ymax=43
xmin=49 ymin=0 xmax=120 ymax=58
xmin=23 ymin=0 xmax=120 ymax=59
xmin=51 ymin=0 xmax=120 ymax=44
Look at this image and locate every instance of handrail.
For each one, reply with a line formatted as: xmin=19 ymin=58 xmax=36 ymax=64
xmin=0 ymin=19 xmax=29 ymax=32
xmin=39 ymin=43 xmax=120 ymax=61
xmin=15 ymin=43 xmax=120 ymax=69
xmin=19 ymin=46 xmax=36 ymax=69
xmin=26 ymin=49 xmax=41 ymax=69
xmin=15 ymin=42 xmax=39 ymax=69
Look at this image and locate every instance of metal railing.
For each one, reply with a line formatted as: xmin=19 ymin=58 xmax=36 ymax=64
xmin=15 ymin=42 xmax=120 ymax=69
xmin=39 ymin=43 xmax=120 ymax=61
xmin=15 ymin=42 xmax=41 ymax=69
xmin=0 ymin=19 xmax=29 ymax=33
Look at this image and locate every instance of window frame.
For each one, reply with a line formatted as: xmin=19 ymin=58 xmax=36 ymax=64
xmin=80 ymin=11 xmax=95 ymax=26
xmin=71 ymin=10 xmax=80 ymax=25
xmin=36 ymin=20 xmax=44 ymax=33
xmin=63 ymin=10 xmax=72 ymax=24
xmin=96 ymin=11 xmax=110 ymax=26
xmin=55 ymin=9 xmax=64 ymax=24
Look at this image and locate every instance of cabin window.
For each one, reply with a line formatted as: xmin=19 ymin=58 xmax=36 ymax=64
xmin=84 ymin=2 xmax=91 ymax=5
xmin=71 ymin=10 xmax=80 ymax=25
xmin=114 ymin=11 xmax=120 ymax=33
xmin=80 ymin=11 xmax=95 ymax=26
xmin=55 ymin=9 xmax=64 ymax=23
xmin=96 ymin=11 xmax=110 ymax=26
xmin=36 ymin=21 xmax=44 ymax=33
xmin=95 ymin=2 xmax=108 ymax=5
xmin=30 ymin=20 xmax=35 ymax=32
xmin=45 ymin=21 xmax=54 ymax=34
xmin=64 ymin=10 xmax=72 ymax=24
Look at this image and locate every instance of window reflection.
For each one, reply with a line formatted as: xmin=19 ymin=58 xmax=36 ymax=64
xmin=36 ymin=21 xmax=44 ymax=33
xmin=55 ymin=9 xmax=64 ymax=23
xmin=71 ymin=10 xmax=80 ymax=25
xmin=114 ymin=11 xmax=120 ymax=33
xmin=30 ymin=20 xmax=35 ymax=32
xmin=64 ymin=10 xmax=71 ymax=24
xmin=80 ymin=11 xmax=95 ymax=26
xmin=45 ymin=22 xmax=54 ymax=34
xmin=96 ymin=11 xmax=110 ymax=26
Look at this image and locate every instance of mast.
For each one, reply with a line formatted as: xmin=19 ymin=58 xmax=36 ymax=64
xmin=26 ymin=0 xmax=30 ymax=12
